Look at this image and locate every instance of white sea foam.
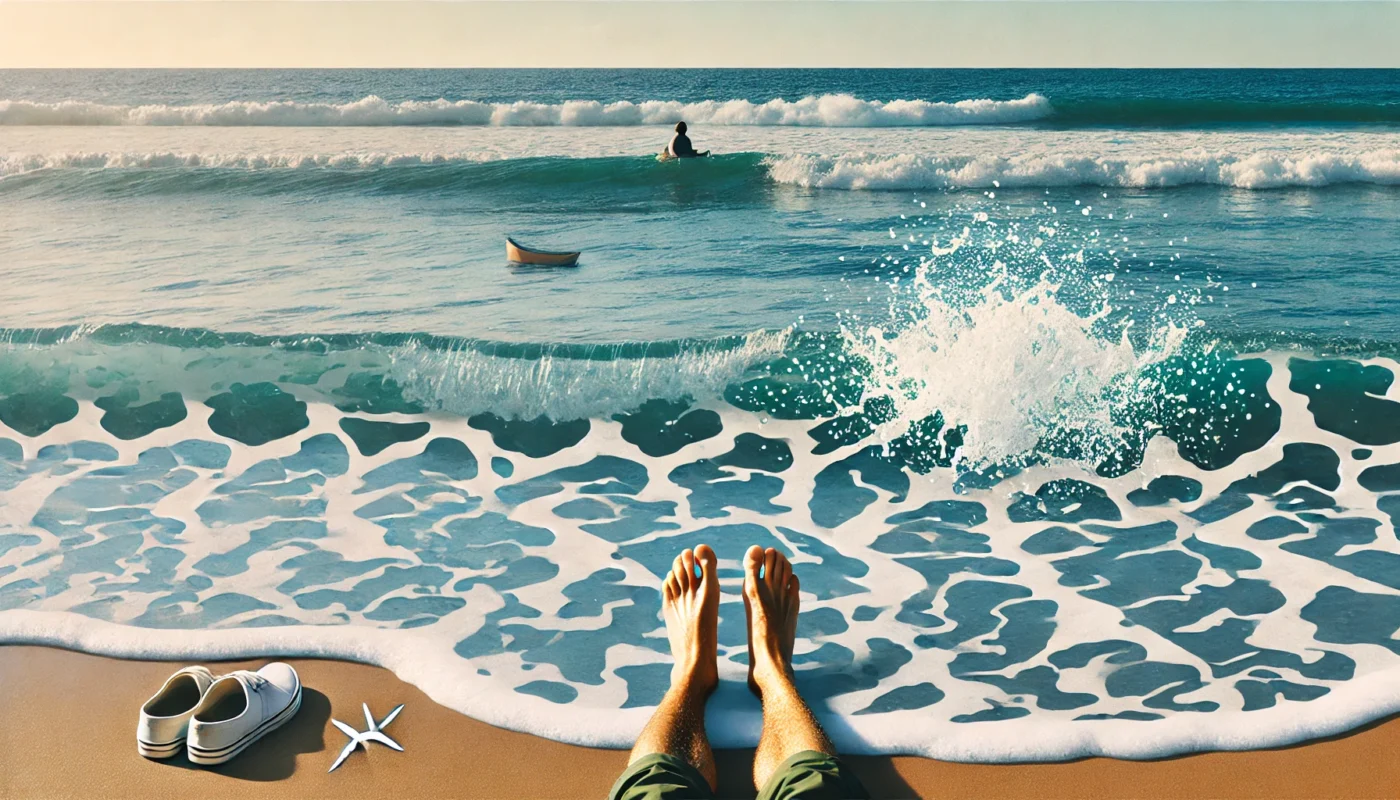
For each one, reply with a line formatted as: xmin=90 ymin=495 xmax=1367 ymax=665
xmin=0 ymin=94 xmax=1053 ymax=128
xmin=765 ymin=149 xmax=1400 ymax=190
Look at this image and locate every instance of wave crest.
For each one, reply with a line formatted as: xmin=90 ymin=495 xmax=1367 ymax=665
xmin=0 ymin=324 xmax=793 ymax=421
xmin=765 ymin=150 xmax=1400 ymax=190
xmin=0 ymin=93 xmax=1052 ymax=128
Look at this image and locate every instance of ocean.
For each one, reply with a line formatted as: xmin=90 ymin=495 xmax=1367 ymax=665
xmin=2 ymin=68 xmax=1400 ymax=760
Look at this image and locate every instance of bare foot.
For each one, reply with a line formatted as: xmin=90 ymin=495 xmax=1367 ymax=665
xmin=662 ymin=544 xmax=720 ymax=695
xmin=743 ymin=545 xmax=800 ymax=696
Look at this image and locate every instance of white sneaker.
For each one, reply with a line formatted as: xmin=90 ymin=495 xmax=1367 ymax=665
xmin=137 ymin=666 xmax=218 ymax=759
xmin=186 ymin=663 xmax=302 ymax=765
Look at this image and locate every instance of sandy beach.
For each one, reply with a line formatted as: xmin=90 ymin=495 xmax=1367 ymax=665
xmin=0 ymin=645 xmax=1395 ymax=799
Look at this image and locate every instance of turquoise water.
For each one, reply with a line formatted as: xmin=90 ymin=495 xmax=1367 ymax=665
xmin=3 ymin=69 xmax=1400 ymax=759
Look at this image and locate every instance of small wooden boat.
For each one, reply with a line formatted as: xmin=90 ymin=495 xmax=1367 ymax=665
xmin=506 ymin=237 xmax=581 ymax=267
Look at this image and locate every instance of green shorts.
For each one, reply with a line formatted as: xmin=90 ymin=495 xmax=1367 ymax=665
xmin=609 ymin=751 xmax=869 ymax=800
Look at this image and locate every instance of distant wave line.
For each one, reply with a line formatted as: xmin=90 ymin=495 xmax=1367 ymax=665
xmin=0 ymin=93 xmax=1053 ymax=127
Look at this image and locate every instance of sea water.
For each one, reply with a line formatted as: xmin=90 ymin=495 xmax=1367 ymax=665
xmin=2 ymin=69 xmax=1400 ymax=760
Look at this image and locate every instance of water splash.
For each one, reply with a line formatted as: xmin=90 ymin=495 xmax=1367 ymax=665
xmin=839 ymin=209 xmax=1189 ymax=468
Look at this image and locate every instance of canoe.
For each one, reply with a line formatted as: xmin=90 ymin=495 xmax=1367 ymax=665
xmin=506 ymin=237 xmax=581 ymax=267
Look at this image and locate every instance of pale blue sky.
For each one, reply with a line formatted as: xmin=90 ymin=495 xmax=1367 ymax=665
xmin=1 ymin=1 xmax=1397 ymax=68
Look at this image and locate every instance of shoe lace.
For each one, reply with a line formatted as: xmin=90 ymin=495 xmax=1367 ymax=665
xmin=245 ymin=673 xmax=269 ymax=693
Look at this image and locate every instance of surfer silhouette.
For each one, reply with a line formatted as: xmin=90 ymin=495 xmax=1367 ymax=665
xmin=663 ymin=121 xmax=709 ymax=159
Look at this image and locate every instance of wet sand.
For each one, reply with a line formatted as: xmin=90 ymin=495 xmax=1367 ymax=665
xmin=1 ymin=645 xmax=1395 ymax=799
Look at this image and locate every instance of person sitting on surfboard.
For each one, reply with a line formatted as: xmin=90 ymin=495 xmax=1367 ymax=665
xmin=664 ymin=121 xmax=709 ymax=159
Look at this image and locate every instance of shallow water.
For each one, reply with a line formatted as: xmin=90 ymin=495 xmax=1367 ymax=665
xmin=3 ymin=69 xmax=1400 ymax=760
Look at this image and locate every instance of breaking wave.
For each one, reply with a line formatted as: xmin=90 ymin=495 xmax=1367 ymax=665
xmin=10 ymin=93 xmax=1400 ymax=129
xmin=0 ymin=324 xmax=794 ymax=422
xmin=0 ymin=93 xmax=1053 ymax=127
xmin=765 ymin=150 xmax=1400 ymax=190
xmin=6 ymin=148 xmax=1400 ymax=192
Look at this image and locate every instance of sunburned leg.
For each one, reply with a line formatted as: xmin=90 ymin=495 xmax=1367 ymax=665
xmin=743 ymin=545 xmax=838 ymax=790
xmin=627 ymin=544 xmax=721 ymax=791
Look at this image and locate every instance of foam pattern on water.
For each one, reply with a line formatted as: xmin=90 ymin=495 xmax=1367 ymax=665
xmin=3 ymin=350 xmax=1400 ymax=760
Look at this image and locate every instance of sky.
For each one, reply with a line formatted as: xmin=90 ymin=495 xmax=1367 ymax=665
xmin=1 ymin=1 xmax=1397 ymax=69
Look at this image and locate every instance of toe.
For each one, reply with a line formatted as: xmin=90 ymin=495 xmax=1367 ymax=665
xmin=694 ymin=544 xmax=718 ymax=585
xmin=680 ymin=549 xmax=698 ymax=593
xmin=694 ymin=543 xmax=716 ymax=570
xmin=672 ymin=553 xmax=688 ymax=592
xmin=743 ymin=545 xmax=764 ymax=598
xmin=763 ymin=548 xmax=779 ymax=588
xmin=662 ymin=574 xmax=677 ymax=602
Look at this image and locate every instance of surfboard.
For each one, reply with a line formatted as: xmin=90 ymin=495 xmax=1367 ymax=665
xmin=656 ymin=150 xmax=712 ymax=163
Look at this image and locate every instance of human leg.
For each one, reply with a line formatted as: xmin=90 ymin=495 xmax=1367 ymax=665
xmin=611 ymin=545 xmax=721 ymax=800
xmin=744 ymin=546 xmax=868 ymax=800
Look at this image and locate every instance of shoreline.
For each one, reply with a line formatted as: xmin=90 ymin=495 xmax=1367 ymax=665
xmin=3 ymin=645 xmax=1399 ymax=799
xmin=8 ymin=608 xmax=1400 ymax=761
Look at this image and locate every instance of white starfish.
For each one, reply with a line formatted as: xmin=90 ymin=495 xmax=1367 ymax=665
xmin=328 ymin=703 xmax=405 ymax=773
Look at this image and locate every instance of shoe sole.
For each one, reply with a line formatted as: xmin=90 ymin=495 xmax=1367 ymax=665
xmin=186 ymin=686 xmax=303 ymax=766
xmin=137 ymin=736 xmax=186 ymax=760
